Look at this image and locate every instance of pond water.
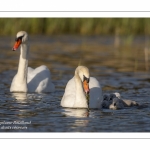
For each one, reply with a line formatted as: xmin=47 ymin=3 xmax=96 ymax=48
xmin=0 ymin=35 xmax=150 ymax=132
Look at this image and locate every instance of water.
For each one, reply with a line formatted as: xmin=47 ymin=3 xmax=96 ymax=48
xmin=0 ymin=35 xmax=150 ymax=132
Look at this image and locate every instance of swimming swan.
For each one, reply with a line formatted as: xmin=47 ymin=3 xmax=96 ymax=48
xmin=61 ymin=66 xmax=103 ymax=109
xmin=10 ymin=31 xmax=55 ymax=93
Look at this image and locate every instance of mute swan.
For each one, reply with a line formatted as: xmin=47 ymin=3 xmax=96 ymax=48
xmin=60 ymin=66 xmax=103 ymax=109
xmin=10 ymin=31 xmax=55 ymax=93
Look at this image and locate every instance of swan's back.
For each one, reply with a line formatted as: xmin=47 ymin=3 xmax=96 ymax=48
xmin=89 ymin=77 xmax=103 ymax=108
xmin=61 ymin=77 xmax=76 ymax=107
xmin=27 ymin=65 xmax=55 ymax=93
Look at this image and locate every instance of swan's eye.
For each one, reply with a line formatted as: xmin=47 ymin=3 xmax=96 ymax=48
xmin=83 ymin=75 xmax=89 ymax=83
xmin=15 ymin=35 xmax=24 ymax=41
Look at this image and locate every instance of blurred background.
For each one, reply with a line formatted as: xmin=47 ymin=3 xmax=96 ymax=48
xmin=0 ymin=18 xmax=150 ymax=36
xmin=0 ymin=18 xmax=150 ymax=73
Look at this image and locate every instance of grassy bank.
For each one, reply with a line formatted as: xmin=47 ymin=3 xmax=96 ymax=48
xmin=0 ymin=18 xmax=150 ymax=36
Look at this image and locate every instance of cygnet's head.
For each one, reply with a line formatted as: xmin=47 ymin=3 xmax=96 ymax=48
xmin=109 ymin=98 xmax=124 ymax=110
xmin=12 ymin=31 xmax=28 ymax=51
xmin=110 ymin=92 xmax=121 ymax=101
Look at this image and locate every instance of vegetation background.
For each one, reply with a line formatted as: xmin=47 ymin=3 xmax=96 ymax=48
xmin=0 ymin=18 xmax=150 ymax=36
xmin=0 ymin=18 xmax=150 ymax=72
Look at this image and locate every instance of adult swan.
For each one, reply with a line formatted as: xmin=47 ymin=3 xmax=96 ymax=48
xmin=61 ymin=66 xmax=103 ymax=109
xmin=10 ymin=31 xmax=55 ymax=93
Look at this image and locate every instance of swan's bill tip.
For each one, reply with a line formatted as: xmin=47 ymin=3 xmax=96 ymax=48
xmin=12 ymin=48 xmax=16 ymax=51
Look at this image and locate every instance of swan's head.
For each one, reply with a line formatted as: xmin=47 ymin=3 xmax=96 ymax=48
xmin=75 ymin=66 xmax=90 ymax=94
xmin=12 ymin=31 xmax=28 ymax=51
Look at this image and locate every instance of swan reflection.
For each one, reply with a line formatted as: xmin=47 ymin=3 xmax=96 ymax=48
xmin=62 ymin=108 xmax=89 ymax=117
xmin=11 ymin=92 xmax=27 ymax=101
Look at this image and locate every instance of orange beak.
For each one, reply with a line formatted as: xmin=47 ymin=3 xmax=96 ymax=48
xmin=83 ymin=80 xmax=90 ymax=94
xmin=12 ymin=39 xmax=22 ymax=51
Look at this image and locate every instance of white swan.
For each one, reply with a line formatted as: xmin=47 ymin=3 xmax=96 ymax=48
xmin=10 ymin=31 xmax=55 ymax=93
xmin=60 ymin=66 xmax=103 ymax=109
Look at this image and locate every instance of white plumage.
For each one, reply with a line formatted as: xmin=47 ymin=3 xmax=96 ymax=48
xmin=61 ymin=66 xmax=103 ymax=109
xmin=10 ymin=31 xmax=55 ymax=93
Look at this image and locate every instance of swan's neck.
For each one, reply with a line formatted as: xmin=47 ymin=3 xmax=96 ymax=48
xmin=73 ymin=72 xmax=88 ymax=108
xmin=17 ymin=43 xmax=29 ymax=88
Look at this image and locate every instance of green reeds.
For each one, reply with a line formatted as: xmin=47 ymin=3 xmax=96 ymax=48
xmin=0 ymin=18 xmax=150 ymax=36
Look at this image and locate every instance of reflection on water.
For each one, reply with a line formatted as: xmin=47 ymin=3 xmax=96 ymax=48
xmin=11 ymin=93 xmax=27 ymax=101
xmin=62 ymin=108 xmax=89 ymax=117
xmin=0 ymin=35 xmax=150 ymax=132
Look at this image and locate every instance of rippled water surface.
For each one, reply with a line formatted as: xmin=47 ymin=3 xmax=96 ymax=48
xmin=0 ymin=35 xmax=150 ymax=132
